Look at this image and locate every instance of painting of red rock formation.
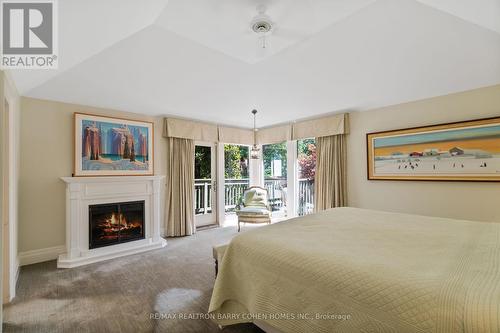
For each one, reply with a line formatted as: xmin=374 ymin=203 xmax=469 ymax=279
xmin=75 ymin=113 xmax=153 ymax=176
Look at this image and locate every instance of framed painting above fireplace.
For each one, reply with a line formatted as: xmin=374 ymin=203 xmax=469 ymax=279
xmin=74 ymin=113 xmax=154 ymax=176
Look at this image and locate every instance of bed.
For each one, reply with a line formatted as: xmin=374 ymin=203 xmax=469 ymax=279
xmin=208 ymin=207 xmax=500 ymax=333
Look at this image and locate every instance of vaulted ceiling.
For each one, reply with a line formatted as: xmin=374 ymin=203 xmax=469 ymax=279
xmin=9 ymin=0 xmax=500 ymax=128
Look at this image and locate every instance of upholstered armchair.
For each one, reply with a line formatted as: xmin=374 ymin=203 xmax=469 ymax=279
xmin=236 ymin=186 xmax=272 ymax=232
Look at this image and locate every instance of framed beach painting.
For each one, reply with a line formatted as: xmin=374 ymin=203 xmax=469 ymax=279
xmin=74 ymin=113 xmax=154 ymax=176
xmin=367 ymin=117 xmax=500 ymax=181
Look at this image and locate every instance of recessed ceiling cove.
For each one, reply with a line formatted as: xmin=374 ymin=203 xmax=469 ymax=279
xmin=154 ymin=0 xmax=377 ymax=64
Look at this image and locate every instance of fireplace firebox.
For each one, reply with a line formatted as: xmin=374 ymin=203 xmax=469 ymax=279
xmin=89 ymin=201 xmax=145 ymax=249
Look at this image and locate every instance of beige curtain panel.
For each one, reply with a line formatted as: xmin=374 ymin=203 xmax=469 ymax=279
xmin=256 ymin=124 xmax=292 ymax=145
xmin=165 ymin=137 xmax=196 ymax=237
xmin=218 ymin=126 xmax=254 ymax=145
xmin=292 ymin=113 xmax=349 ymax=140
xmin=164 ymin=117 xmax=218 ymax=142
xmin=315 ymin=134 xmax=347 ymax=211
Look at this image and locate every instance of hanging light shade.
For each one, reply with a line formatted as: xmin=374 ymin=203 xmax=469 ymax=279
xmin=250 ymin=109 xmax=260 ymax=159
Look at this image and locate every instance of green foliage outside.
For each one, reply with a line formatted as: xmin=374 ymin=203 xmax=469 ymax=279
xmin=195 ymin=140 xmax=315 ymax=181
xmin=195 ymin=146 xmax=211 ymax=179
xmin=195 ymin=145 xmax=249 ymax=180
xmin=262 ymin=140 xmax=316 ymax=179
xmin=298 ymin=138 xmax=315 ymax=156
xmin=263 ymin=142 xmax=287 ymax=178
xmin=224 ymin=144 xmax=249 ymax=179
xmin=297 ymin=139 xmax=316 ymax=180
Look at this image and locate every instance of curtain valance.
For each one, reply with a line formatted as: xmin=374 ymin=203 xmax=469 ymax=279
xmin=164 ymin=113 xmax=348 ymax=144
xmin=256 ymin=124 xmax=292 ymax=145
xmin=292 ymin=113 xmax=349 ymax=140
xmin=218 ymin=126 xmax=254 ymax=145
xmin=163 ymin=118 xmax=218 ymax=142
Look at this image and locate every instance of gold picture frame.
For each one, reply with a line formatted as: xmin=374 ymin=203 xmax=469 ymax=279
xmin=367 ymin=117 xmax=500 ymax=181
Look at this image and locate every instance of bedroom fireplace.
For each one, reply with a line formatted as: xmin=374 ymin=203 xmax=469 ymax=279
xmin=89 ymin=200 xmax=145 ymax=249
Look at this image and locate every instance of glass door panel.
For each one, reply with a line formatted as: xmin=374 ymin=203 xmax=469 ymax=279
xmin=194 ymin=143 xmax=217 ymax=227
xmin=297 ymin=138 xmax=316 ymax=216
xmin=263 ymin=142 xmax=287 ymax=218
xmin=224 ymin=144 xmax=250 ymax=214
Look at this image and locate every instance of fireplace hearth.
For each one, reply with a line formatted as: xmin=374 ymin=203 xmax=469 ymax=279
xmin=89 ymin=201 xmax=145 ymax=249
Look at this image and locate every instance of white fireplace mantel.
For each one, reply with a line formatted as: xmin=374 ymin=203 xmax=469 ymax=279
xmin=58 ymin=176 xmax=167 ymax=268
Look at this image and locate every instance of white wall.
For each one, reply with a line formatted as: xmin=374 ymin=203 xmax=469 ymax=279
xmin=348 ymin=84 xmax=500 ymax=222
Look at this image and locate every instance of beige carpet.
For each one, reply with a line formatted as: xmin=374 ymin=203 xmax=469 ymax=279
xmin=3 ymin=226 xmax=264 ymax=333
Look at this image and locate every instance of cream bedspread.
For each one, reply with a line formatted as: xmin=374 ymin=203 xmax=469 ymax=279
xmin=208 ymin=207 xmax=500 ymax=333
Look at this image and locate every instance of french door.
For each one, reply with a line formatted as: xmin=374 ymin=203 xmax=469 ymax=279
xmin=262 ymin=142 xmax=288 ymax=218
xmin=194 ymin=143 xmax=217 ymax=227
xmin=260 ymin=139 xmax=317 ymax=219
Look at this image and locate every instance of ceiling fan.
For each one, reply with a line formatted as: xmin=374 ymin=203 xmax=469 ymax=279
xmin=249 ymin=3 xmax=308 ymax=54
xmin=250 ymin=4 xmax=274 ymax=49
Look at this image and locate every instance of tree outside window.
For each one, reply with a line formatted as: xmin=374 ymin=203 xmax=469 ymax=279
xmin=224 ymin=144 xmax=249 ymax=179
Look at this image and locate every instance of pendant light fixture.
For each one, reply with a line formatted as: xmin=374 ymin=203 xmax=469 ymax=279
xmin=250 ymin=109 xmax=260 ymax=159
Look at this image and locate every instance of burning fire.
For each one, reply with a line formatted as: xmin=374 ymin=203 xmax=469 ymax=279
xmin=107 ymin=212 xmax=127 ymax=227
xmin=99 ymin=212 xmax=142 ymax=234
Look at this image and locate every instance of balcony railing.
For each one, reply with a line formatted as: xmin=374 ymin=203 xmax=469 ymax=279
xmin=195 ymin=178 xmax=251 ymax=215
xmin=264 ymin=178 xmax=287 ymax=211
xmin=298 ymin=179 xmax=314 ymax=216
xmin=224 ymin=179 xmax=250 ymax=212
xmin=194 ymin=178 xmax=314 ymax=216
xmin=194 ymin=179 xmax=212 ymax=215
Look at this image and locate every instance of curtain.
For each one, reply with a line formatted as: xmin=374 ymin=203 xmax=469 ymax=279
xmin=315 ymin=134 xmax=347 ymax=211
xmin=165 ymin=137 xmax=195 ymax=237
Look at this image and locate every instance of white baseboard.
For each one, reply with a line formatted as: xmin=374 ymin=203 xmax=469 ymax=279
xmin=19 ymin=245 xmax=66 ymax=266
xmin=57 ymin=239 xmax=166 ymax=268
